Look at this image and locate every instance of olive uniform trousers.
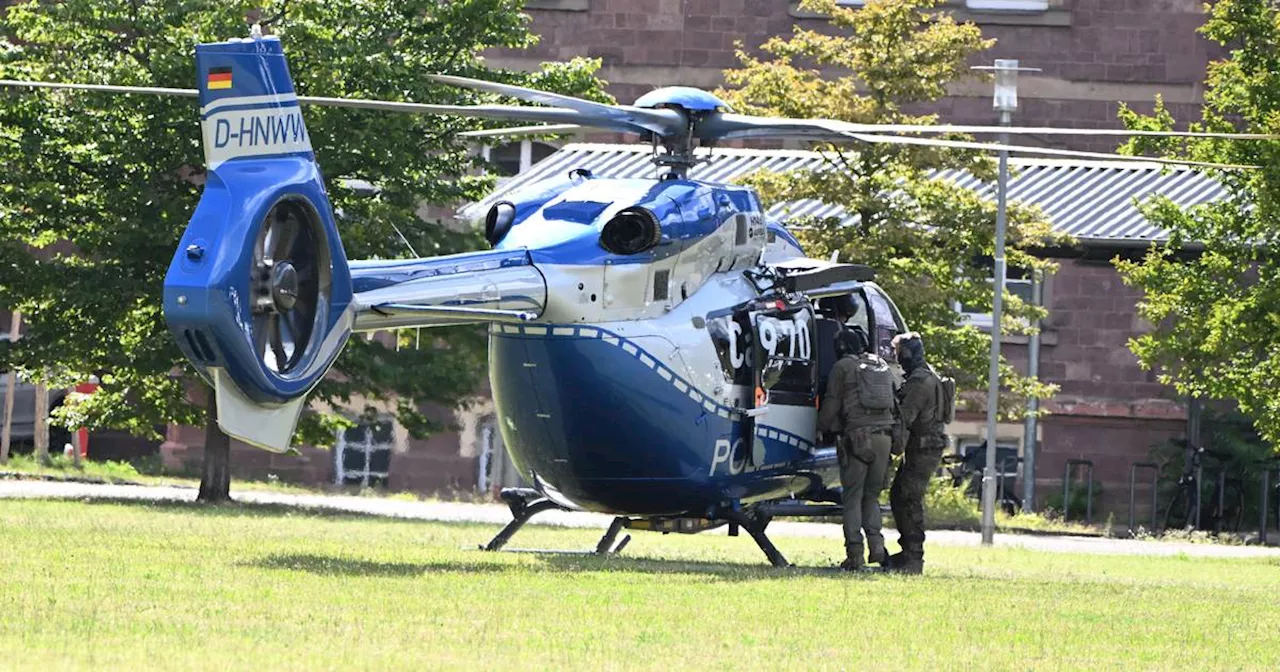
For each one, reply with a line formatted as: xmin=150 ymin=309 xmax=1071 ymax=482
xmin=888 ymin=434 xmax=947 ymax=567
xmin=838 ymin=426 xmax=894 ymax=563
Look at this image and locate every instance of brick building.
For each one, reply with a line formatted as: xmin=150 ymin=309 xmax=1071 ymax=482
xmin=19 ymin=1 xmax=1221 ymax=515
xmin=488 ymin=0 xmax=1218 ymax=154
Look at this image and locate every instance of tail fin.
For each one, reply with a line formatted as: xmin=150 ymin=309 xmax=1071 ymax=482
xmin=163 ymin=35 xmax=354 ymax=452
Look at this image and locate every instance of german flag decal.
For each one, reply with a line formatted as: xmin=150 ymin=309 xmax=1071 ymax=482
xmin=207 ymin=67 xmax=232 ymax=90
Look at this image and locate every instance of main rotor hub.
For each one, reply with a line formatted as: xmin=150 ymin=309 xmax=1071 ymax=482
xmin=270 ymin=261 xmax=300 ymax=312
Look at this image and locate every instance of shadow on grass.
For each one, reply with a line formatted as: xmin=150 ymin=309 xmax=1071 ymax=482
xmin=534 ymin=553 xmax=864 ymax=581
xmin=247 ymin=553 xmax=514 ymax=577
xmin=245 ymin=549 xmax=870 ymax=583
xmin=74 ymin=497 xmax=433 ymax=523
xmin=62 ymin=498 xmax=878 ymax=579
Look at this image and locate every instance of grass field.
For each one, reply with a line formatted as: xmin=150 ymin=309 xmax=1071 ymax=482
xmin=2 ymin=499 xmax=1278 ymax=671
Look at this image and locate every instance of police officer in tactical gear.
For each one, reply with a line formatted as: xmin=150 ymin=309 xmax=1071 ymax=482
xmin=886 ymin=332 xmax=950 ymax=575
xmin=818 ymin=326 xmax=899 ymax=571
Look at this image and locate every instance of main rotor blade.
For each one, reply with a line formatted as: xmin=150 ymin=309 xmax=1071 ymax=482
xmin=459 ymin=123 xmax=586 ymax=138
xmin=0 ymin=79 xmax=198 ymax=98
xmin=844 ymin=132 xmax=1259 ymax=170
xmin=861 ymin=123 xmax=1280 ymax=140
xmin=699 ymin=113 xmax=1280 ymax=143
xmin=426 ymin=74 xmax=686 ymax=137
xmin=697 ymin=114 xmax=858 ymax=142
xmin=0 ymin=80 xmax=652 ymax=134
xmin=292 ymin=95 xmax=647 ymax=133
xmin=697 ymin=114 xmax=1257 ymax=168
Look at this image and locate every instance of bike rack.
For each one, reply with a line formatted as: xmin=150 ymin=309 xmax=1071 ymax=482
xmin=1261 ymin=466 xmax=1280 ymax=545
xmin=996 ymin=455 xmax=1022 ymax=511
xmin=1212 ymin=469 xmax=1227 ymax=536
xmin=1062 ymin=459 xmax=1094 ymax=524
xmin=1128 ymin=461 xmax=1158 ymax=536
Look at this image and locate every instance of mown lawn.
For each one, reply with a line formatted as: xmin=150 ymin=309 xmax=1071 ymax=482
xmin=1 ymin=499 xmax=1277 ymax=671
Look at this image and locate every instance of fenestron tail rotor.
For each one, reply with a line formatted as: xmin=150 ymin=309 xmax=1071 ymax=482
xmin=251 ymin=199 xmax=327 ymax=375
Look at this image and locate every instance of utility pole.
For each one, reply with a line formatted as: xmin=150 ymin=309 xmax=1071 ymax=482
xmin=972 ymin=60 xmax=1039 ymax=546
xmin=1022 ymin=270 xmax=1042 ymax=512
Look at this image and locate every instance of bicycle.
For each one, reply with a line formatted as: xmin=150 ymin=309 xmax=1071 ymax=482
xmin=940 ymin=443 xmax=1021 ymax=516
xmin=1162 ymin=442 xmax=1246 ymax=535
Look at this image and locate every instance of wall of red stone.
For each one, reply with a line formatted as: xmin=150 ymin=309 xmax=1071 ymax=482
xmin=488 ymin=0 xmax=1220 ymax=153
xmin=159 ymin=406 xmax=480 ymax=495
xmin=996 ymin=257 xmax=1187 ymax=517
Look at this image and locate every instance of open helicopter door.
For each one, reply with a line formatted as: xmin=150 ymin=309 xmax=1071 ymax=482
xmin=743 ymin=296 xmax=818 ymax=467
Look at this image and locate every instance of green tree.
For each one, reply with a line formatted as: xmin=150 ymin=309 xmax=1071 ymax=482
xmin=0 ymin=0 xmax=608 ymax=499
xmin=1112 ymin=0 xmax=1280 ymax=447
xmin=716 ymin=0 xmax=1066 ymax=413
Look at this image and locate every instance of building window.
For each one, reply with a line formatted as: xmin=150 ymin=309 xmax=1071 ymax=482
xmin=481 ymin=140 xmax=558 ymax=177
xmin=836 ymin=0 xmax=1047 ymax=9
xmin=334 ymin=419 xmax=393 ymax=487
xmin=951 ymin=438 xmax=1021 ymax=487
xmin=956 ymin=273 xmax=1034 ymax=329
xmin=965 ymin=0 xmax=1047 ymax=10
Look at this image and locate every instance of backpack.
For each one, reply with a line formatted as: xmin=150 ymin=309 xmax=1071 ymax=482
xmin=930 ymin=366 xmax=957 ymax=424
xmin=855 ymin=354 xmax=895 ymax=411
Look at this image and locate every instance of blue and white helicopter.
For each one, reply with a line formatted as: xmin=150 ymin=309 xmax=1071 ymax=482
xmin=4 ymin=32 xmax=1268 ymax=565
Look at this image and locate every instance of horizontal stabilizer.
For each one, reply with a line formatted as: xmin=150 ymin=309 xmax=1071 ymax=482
xmin=369 ymin=303 xmax=538 ymax=322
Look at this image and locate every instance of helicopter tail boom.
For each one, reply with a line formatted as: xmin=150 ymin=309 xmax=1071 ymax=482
xmin=349 ymin=249 xmax=547 ymax=331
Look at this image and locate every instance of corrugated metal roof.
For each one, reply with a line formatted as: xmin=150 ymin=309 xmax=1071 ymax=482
xmin=461 ymin=143 xmax=1230 ymax=244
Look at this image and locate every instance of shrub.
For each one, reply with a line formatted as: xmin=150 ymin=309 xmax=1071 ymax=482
xmin=923 ymin=476 xmax=981 ymax=529
xmin=1044 ymin=479 xmax=1103 ymax=521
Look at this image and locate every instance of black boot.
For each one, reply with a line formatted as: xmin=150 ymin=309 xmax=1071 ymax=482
xmin=867 ymin=538 xmax=888 ymax=566
xmin=885 ymin=552 xmax=923 ymax=575
xmin=839 ymin=544 xmax=866 ymax=572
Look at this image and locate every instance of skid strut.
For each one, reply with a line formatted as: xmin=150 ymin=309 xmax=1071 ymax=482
xmin=719 ymin=508 xmax=790 ymax=568
xmin=480 ymin=488 xmax=631 ymax=556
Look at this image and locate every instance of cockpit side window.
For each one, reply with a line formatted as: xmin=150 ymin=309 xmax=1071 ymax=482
xmin=866 ymin=286 xmax=904 ymax=361
xmin=818 ymin=294 xmax=872 ymax=348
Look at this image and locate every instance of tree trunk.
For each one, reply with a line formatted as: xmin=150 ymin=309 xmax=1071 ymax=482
xmin=71 ymin=427 xmax=83 ymax=468
xmin=197 ymin=393 xmax=232 ymax=503
xmin=33 ymin=380 xmax=49 ymax=466
xmin=0 ymin=311 xmax=20 ymax=465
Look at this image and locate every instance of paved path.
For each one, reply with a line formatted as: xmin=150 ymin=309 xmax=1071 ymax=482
xmin=3 ymin=479 xmax=1279 ymax=559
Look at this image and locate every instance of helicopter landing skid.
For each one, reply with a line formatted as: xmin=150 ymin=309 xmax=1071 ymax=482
xmin=480 ymin=489 xmax=848 ymax=569
xmin=480 ymin=488 xmax=632 ymax=557
xmin=719 ymin=501 xmax=850 ymax=568
xmin=717 ymin=507 xmax=791 ymax=568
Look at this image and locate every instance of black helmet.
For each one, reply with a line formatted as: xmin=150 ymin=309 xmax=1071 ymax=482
xmin=834 ymin=327 xmax=868 ymax=358
xmin=893 ymin=332 xmax=926 ymax=373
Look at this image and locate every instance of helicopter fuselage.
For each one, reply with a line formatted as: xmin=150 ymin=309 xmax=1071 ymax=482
xmin=377 ymin=174 xmax=899 ymax=516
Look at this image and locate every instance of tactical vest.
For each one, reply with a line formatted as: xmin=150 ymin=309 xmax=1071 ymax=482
xmin=855 ymin=354 xmax=895 ymax=411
